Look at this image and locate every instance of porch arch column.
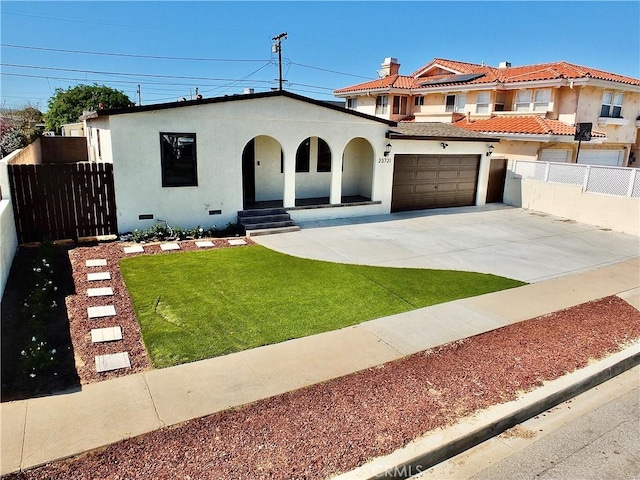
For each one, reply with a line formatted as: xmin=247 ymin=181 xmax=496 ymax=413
xmin=283 ymin=144 xmax=296 ymax=208
xmin=330 ymin=145 xmax=343 ymax=204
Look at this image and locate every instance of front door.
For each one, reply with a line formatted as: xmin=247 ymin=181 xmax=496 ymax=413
xmin=242 ymin=139 xmax=256 ymax=208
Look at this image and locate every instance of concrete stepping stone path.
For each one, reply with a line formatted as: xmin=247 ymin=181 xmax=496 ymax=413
xmin=87 ymin=272 xmax=111 ymax=281
xmin=91 ymin=326 xmax=123 ymax=343
xmin=95 ymin=352 xmax=131 ymax=373
xmin=228 ymin=239 xmax=247 ymax=246
xmin=160 ymin=243 xmax=180 ymax=251
xmin=87 ymin=287 xmax=114 ymax=297
xmin=85 ymin=259 xmax=107 ymax=267
xmin=87 ymin=305 xmax=116 ymax=319
xmin=123 ymin=245 xmax=144 ymax=254
xmin=195 ymin=240 xmax=214 ymax=248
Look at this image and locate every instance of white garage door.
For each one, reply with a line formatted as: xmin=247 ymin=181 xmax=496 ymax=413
xmin=576 ymin=150 xmax=623 ymax=167
xmin=540 ymin=149 xmax=571 ymax=163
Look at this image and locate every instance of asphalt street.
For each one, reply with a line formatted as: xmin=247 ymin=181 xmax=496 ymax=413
xmin=414 ymin=367 xmax=640 ymax=480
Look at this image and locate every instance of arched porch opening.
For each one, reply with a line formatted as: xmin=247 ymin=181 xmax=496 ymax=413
xmin=342 ymin=137 xmax=374 ymax=202
xmin=242 ymin=135 xmax=284 ymax=209
xmin=294 ymin=136 xmax=332 ymax=205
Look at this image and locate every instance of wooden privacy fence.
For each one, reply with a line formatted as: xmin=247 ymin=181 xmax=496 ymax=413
xmin=8 ymin=162 xmax=117 ymax=243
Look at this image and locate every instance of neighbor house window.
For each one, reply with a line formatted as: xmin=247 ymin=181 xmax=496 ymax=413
xmin=445 ymin=94 xmax=466 ymax=113
xmin=414 ymin=96 xmax=424 ymax=106
xmin=160 ymin=133 xmax=197 ymax=187
xmin=296 ymin=138 xmax=310 ymax=172
xmin=476 ymin=91 xmax=490 ymax=114
xmin=346 ymin=98 xmax=357 ymax=110
xmin=375 ymin=95 xmax=388 ymax=114
xmin=317 ymin=138 xmax=331 ymax=172
xmin=533 ymin=88 xmax=551 ymax=112
xmin=600 ymin=92 xmax=624 ymax=118
xmin=515 ymin=90 xmax=532 ymax=112
xmin=392 ymin=96 xmax=408 ymax=115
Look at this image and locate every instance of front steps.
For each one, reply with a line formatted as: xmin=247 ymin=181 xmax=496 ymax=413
xmin=237 ymin=208 xmax=300 ymax=236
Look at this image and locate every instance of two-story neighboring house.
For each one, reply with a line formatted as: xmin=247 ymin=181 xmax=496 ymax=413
xmin=335 ymin=57 xmax=640 ymax=167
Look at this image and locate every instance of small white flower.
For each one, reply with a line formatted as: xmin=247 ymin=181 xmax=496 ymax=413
xmin=21 ymin=350 xmax=26 ymax=356
xmin=32 ymin=336 xmax=36 ymax=342
xmin=53 ymin=286 xmax=58 ymax=291
xmin=51 ymin=349 xmax=56 ymax=354
xmin=29 ymin=373 xmax=36 ymax=378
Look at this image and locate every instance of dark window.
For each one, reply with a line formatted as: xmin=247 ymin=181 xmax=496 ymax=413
xmin=414 ymin=96 xmax=424 ymax=106
xmin=317 ymin=138 xmax=331 ymax=172
xmin=393 ymin=96 xmax=408 ymax=115
xmin=160 ymin=133 xmax=197 ymax=187
xmin=445 ymin=95 xmax=456 ymax=112
xmin=296 ymin=138 xmax=310 ymax=172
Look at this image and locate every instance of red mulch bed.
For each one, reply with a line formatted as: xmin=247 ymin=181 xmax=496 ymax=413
xmin=66 ymin=238 xmax=253 ymax=384
xmin=7 ymin=295 xmax=639 ymax=480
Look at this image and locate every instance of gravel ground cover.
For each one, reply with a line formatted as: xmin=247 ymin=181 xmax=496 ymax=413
xmin=7 ymin=295 xmax=639 ymax=480
xmin=66 ymin=238 xmax=253 ymax=384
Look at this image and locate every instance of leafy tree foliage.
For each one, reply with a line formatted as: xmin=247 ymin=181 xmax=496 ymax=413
xmin=0 ymin=104 xmax=44 ymax=158
xmin=45 ymin=84 xmax=132 ymax=133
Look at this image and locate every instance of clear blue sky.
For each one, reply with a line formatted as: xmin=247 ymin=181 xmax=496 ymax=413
xmin=1 ymin=1 xmax=638 ymax=111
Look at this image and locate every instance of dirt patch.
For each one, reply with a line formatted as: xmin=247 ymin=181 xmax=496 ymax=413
xmin=7 ymin=295 xmax=639 ymax=480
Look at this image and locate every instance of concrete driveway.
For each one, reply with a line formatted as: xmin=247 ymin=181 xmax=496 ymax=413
xmin=252 ymin=205 xmax=640 ymax=283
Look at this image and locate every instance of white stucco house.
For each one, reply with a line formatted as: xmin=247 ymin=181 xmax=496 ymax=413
xmin=84 ymin=90 xmax=498 ymax=234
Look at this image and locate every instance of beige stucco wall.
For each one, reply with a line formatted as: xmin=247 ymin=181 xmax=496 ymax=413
xmin=0 ymin=154 xmax=20 ymax=300
xmin=576 ymin=86 xmax=640 ymax=145
xmin=505 ymin=177 xmax=639 ymax=236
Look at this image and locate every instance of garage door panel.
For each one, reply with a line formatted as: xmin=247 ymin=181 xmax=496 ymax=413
xmin=437 ymin=170 xmax=459 ymax=179
xmin=393 ymin=184 xmax=416 ymax=195
xmin=417 ymin=157 xmax=439 ymax=167
xmin=392 ymin=154 xmax=479 ymax=212
xmin=416 ymin=171 xmax=437 ymax=180
xmin=415 ymin=183 xmax=437 ymax=193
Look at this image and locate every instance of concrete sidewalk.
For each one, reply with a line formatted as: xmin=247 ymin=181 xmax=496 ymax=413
xmin=1 ymin=258 xmax=639 ymax=476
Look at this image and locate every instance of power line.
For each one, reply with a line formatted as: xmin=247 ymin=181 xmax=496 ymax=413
xmin=289 ymin=61 xmax=371 ymax=80
xmin=1 ymin=62 xmax=275 ymax=84
xmin=0 ymin=43 xmax=268 ymax=63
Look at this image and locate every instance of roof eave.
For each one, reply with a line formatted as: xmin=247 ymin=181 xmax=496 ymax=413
xmin=388 ymin=133 xmax=501 ymax=142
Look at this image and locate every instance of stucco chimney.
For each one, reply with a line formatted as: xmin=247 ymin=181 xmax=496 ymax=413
xmin=498 ymin=61 xmax=512 ymax=69
xmin=380 ymin=57 xmax=400 ymax=77
xmin=466 ymin=112 xmax=471 ymax=124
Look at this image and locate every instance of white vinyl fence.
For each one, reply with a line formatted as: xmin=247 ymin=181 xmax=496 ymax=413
xmin=513 ymin=160 xmax=640 ymax=198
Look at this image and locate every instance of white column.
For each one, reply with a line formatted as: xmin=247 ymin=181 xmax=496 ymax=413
xmin=283 ymin=145 xmax=296 ymax=208
xmin=330 ymin=147 xmax=343 ymax=204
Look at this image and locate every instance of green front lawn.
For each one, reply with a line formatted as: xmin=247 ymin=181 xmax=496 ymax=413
xmin=120 ymin=245 xmax=524 ymax=368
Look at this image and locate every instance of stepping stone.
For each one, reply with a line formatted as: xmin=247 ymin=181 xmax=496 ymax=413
xmin=160 ymin=243 xmax=180 ymax=251
xmin=91 ymin=326 xmax=123 ymax=343
xmin=88 ymin=305 xmax=116 ymax=319
xmin=95 ymin=352 xmax=131 ymax=373
xmin=87 ymin=287 xmax=114 ymax=297
xmin=123 ymin=245 xmax=144 ymax=254
xmin=86 ymin=259 xmax=107 ymax=267
xmin=228 ymin=239 xmax=247 ymax=246
xmin=87 ymin=272 xmax=111 ymax=281
xmin=195 ymin=240 xmax=214 ymax=248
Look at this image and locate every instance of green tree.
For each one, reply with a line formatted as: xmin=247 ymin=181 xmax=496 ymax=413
xmin=45 ymin=84 xmax=132 ymax=133
xmin=0 ymin=103 xmax=44 ymax=157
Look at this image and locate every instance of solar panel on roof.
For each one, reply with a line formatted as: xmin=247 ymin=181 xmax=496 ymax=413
xmin=419 ymin=73 xmax=485 ymax=86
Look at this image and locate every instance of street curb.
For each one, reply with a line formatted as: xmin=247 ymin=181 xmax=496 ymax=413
xmin=332 ymin=343 xmax=640 ymax=480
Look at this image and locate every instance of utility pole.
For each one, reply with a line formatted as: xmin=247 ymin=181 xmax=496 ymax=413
xmin=137 ymin=84 xmax=142 ymax=106
xmin=272 ymin=32 xmax=287 ymax=91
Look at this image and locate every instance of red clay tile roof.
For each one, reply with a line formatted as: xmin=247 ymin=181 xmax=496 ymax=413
xmin=335 ymin=58 xmax=639 ymax=94
xmin=454 ymin=116 xmax=607 ymax=137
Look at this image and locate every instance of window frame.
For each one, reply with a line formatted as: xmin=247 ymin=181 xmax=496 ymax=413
xmin=160 ymin=132 xmax=198 ymax=188
xmin=375 ymin=95 xmax=389 ymax=115
xmin=414 ymin=96 xmax=424 ymax=106
xmin=600 ymin=91 xmax=624 ymax=118
xmin=445 ymin=93 xmax=466 ymax=113
xmin=346 ymin=97 xmax=357 ymax=110
xmin=475 ymin=91 xmax=490 ymax=114
xmin=533 ymin=88 xmax=551 ymax=112
xmin=392 ymin=96 xmax=408 ymax=115
xmin=316 ymin=138 xmax=332 ymax=173
xmin=295 ymin=138 xmax=311 ymax=173
xmin=515 ymin=90 xmax=532 ymax=112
